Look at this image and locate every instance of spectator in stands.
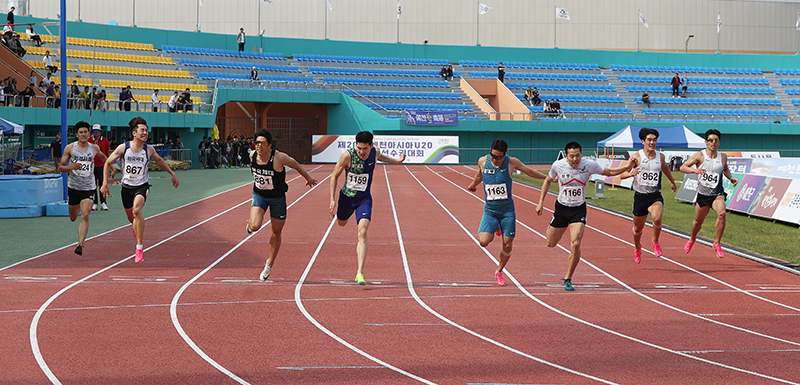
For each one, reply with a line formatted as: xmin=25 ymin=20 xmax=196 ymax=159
xmin=28 ymin=70 xmax=37 ymax=87
xmin=670 ymin=73 xmax=680 ymax=98
xmin=172 ymin=136 xmax=183 ymax=150
xmin=0 ymin=31 xmax=9 ymax=49
xmin=524 ymin=86 xmax=535 ymax=106
xmin=43 ymin=50 xmax=58 ymax=74
xmin=552 ymin=99 xmax=563 ymax=116
xmin=120 ymin=86 xmax=134 ymax=111
xmin=45 ymin=81 xmax=54 ymax=107
xmin=79 ymin=86 xmax=91 ymax=109
xmin=26 ymin=25 xmax=43 ymax=47
xmin=209 ymin=139 xmax=221 ymax=169
xmin=6 ymin=7 xmax=14 ymax=31
xmin=440 ymin=65 xmax=448 ymax=80
xmin=51 ymin=132 xmax=62 ymax=172
xmin=532 ymin=87 xmax=541 ymax=106
xmin=231 ymin=136 xmax=241 ymax=168
xmin=4 ymin=77 xmax=18 ymax=106
xmin=0 ymin=79 xmax=5 ymax=106
xmin=53 ymin=85 xmax=62 ymax=108
xmin=681 ymin=73 xmax=689 ymax=98
xmin=250 ymin=66 xmax=259 ymax=82
xmin=180 ymin=88 xmax=193 ymax=112
xmin=96 ymin=89 xmax=107 ymax=111
xmin=543 ymin=99 xmax=551 ymax=113
xmin=3 ymin=21 xmax=11 ymax=35
xmin=89 ymin=87 xmax=97 ymax=109
xmin=19 ymin=84 xmax=34 ymax=107
xmin=446 ymin=65 xmax=454 ymax=81
xmin=37 ymin=80 xmax=46 ymax=93
xmin=497 ymin=62 xmax=505 ymax=83
xmin=237 ymin=28 xmax=246 ymax=51
xmin=151 ymin=89 xmax=159 ymax=112
xmin=68 ymin=81 xmax=79 ymax=109
xmin=642 ymin=90 xmax=651 ymax=108
xmin=8 ymin=34 xmax=25 ymax=57
xmin=168 ymin=91 xmax=178 ymax=112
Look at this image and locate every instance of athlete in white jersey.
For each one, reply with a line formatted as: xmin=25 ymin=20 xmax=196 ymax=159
xmin=101 ymin=117 xmax=180 ymax=263
xmin=680 ymin=129 xmax=738 ymax=258
xmin=619 ymin=128 xmax=676 ymax=264
xmin=536 ymin=142 xmax=636 ymax=291
xmin=59 ymin=121 xmax=109 ymax=256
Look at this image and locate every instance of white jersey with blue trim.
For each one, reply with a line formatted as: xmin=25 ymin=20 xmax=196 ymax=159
xmin=121 ymin=142 xmax=150 ymax=187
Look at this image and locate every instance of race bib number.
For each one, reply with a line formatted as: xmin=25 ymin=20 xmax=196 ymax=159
xmin=484 ymin=183 xmax=508 ymax=201
xmin=638 ymin=171 xmax=659 ymax=187
xmin=124 ymin=164 xmax=146 ymax=180
xmin=560 ymin=186 xmax=584 ymax=205
xmin=73 ymin=161 xmax=93 ymax=177
xmin=698 ymin=172 xmax=719 ymax=188
xmin=254 ymin=173 xmax=274 ymax=190
xmin=346 ymin=173 xmax=369 ymax=192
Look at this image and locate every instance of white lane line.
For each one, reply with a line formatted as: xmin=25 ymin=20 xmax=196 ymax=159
xmin=293 ymin=165 xmax=437 ymax=384
xmin=424 ymin=165 xmax=800 ymax=384
xmin=170 ymin=168 xmax=328 ymax=385
xmin=447 ymin=165 xmax=800 ymax=314
xmin=31 ymin=167 xmax=325 ymax=385
xmin=394 ymin=166 xmax=618 ymax=384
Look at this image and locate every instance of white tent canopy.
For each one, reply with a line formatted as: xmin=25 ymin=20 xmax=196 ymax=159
xmin=0 ymin=118 xmax=24 ymax=135
xmin=597 ymin=125 xmax=706 ymax=149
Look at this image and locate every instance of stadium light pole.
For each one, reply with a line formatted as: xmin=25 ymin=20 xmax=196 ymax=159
xmin=60 ymin=0 xmax=68 ymax=200
xmin=685 ymin=34 xmax=694 ymax=53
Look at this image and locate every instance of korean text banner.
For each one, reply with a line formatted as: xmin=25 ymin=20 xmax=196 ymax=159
xmin=312 ymin=135 xmax=459 ymax=164
xmin=404 ymin=109 xmax=458 ymax=126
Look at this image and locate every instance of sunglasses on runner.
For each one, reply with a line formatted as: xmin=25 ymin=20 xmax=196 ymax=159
xmin=490 ymin=152 xmax=505 ymax=160
xmin=706 ymin=138 xmax=720 ymax=143
xmin=255 ymin=141 xmax=269 ymax=146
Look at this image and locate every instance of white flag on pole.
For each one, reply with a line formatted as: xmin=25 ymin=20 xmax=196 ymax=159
xmin=796 ymin=13 xmax=799 ymax=31
xmin=717 ymin=11 xmax=722 ymax=33
xmin=262 ymin=0 xmax=273 ymax=4
xmin=327 ymin=0 xmax=334 ymax=13
xmin=639 ymin=11 xmax=649 ymax=28
xmin=397 ymin=1 xmax=402 ymax=20
xmin=556 ymin=7 xmax=570 ymax=20
xmin=479 ymin=3 xmax=491 ymax=15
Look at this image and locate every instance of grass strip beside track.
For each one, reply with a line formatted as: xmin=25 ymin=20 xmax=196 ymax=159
xmin=0 ymin=168 xmax=255 ymax=268
xmin=513 ymin=171 xmax=800 ymax=267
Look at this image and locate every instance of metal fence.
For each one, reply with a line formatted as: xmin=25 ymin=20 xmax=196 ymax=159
xmin=1 ymin=95 xmax=212 ymax=114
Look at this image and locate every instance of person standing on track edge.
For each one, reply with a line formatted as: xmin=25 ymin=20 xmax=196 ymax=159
xmin=680 ymin=129 xmax=738 ymax=258
xmin=467 ymin=139 xmax=547 ymax=286
xmin=59 ymin=121 xmax=109 ymax=256
xmin=618 ymin=128 xmax=677 ymax=264
xmin=89 ymin=124 xmax=113 ymax=211
xmin=536 ymin=142 xmax=636 ymax=291
xmin=246 ymin=129 xmax=318 ymax=281
xmin=329 ymin=131 xmax=406 ymax=285
xmin=100 ymin=117 xmax=180 ymax=264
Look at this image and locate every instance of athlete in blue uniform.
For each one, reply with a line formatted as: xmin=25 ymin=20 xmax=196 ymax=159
xmin=467 ymin=139 xmax=547 ymax=286
xmin=680 ymin=129 xmax=738 ymax=258
xmin=329 ymin=131 xmax=406 ymax=285
xmin=101 ymin=117 xmax=179 ymax=263
xmin=246 ymin=129 xmax=318 ymax=281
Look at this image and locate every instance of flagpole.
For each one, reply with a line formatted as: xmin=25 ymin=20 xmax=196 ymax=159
xmin=554 ymin=4 xmax=557 ymax=48
xmin=476 ymin=1 xmax=480 ymax=46
xmin=797 ymin=12 xmax=799 ymax=54
xmin=324 ymin=0 xmax=328 ymax=40
xmin=637 ymin=9 xmax=640 ymax=51
xmin=396 ymin=3 xmax=399 ymax=43
xmin=258 ymin=0 xmax=261 ymax=37
xmin=717 ymin=10 xmax=720 ymax=53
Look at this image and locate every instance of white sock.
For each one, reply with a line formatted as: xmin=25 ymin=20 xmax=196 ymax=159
xmin=136 ymin=244 xmax=143 ymax=250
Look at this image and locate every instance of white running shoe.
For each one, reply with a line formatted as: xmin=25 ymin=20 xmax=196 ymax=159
xmin=260 ymin=264 xmax=273 ymax=281
xmin=92 ymin=204 xmax=98 ymax=211
xmin=101 ymin=202 xmax=108 ymax=211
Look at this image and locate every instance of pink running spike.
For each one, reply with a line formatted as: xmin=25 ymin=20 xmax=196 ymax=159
xmin=713 ymin=243 xmax=724 ymax=258
xmin=684 ymin=240 xmax=694 ymax=254
xmin=495 ymin=271 xmax=506 ymax=286
xmin=634 ymin=248 xmax=642 ymax=264
xmin=652 ymin=241 xmax=663 ymax=257
xmin=134 ymin=249 xmax=144 ymax=263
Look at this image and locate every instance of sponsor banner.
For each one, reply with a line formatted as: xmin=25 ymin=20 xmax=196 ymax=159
xmin=404 ymin=109 xmax=458 ymax=126
xmin=726 ymin=158 xmax=752 ymax=174
xmin=727 ymin=174 xmax=767 ymax=213
xmin=772 ymin=179 xmax=800 ymax=225
xmin=722 ymin=172 xmax=745 ymax=203
xmin=746 ymin=158 xmax=800 ymax=179
xmin=750 ymin=177 xmax=792 ymax=218
xmin=675 ymin=173 xmax=698 ymax=203
xmin=311 ymin=135 xmax=459 ymax=164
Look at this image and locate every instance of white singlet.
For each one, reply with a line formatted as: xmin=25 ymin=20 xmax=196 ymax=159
xmin=633 ymin=149 xmax=662 ymax=194
xmin=548 ymin=158 xmax=604 ymax=207
xmin=121 ymin=142 xmax=150 ymax=187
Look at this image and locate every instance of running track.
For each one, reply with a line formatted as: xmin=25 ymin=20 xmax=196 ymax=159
xmin=2 ymin=164 xmax=799 ymax=384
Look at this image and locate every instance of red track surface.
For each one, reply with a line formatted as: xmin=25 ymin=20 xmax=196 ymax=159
xmin=2 ymin=164 xmax=800 ymax=384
